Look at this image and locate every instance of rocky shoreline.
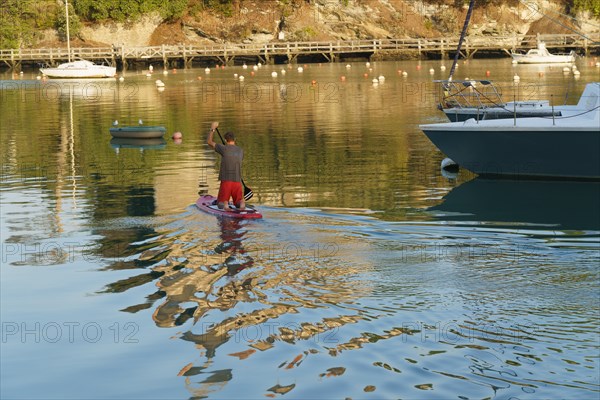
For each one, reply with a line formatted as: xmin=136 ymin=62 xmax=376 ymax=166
xmin=33 ymin=0 xmax=598 ymax=50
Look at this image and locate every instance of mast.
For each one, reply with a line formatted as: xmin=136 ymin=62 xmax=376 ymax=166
xmin=448 ymin=0 xmax=475 ymax=81
xmin=65 ymin=0 xmax=71 ymax=62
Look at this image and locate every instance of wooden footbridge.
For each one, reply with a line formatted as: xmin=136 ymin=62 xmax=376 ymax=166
xmin=1 ymin=33 xmax=598 ymax=71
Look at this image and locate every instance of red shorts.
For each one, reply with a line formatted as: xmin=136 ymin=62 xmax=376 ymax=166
xmin=217 ymin=181 xmax=243 ymax=205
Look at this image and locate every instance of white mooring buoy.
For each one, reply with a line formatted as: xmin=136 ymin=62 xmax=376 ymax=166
xmin=441 ymin=158 xmax=459 ymax=171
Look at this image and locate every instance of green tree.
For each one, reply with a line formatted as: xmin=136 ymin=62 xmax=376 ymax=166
xmin=56 ymin=2 xmax=82 ymax=41
xmin=72 ymin=0 xmax=188 ymax=22
xmin=161 ymin=0 xmax=188 ymax=21
xmin=0 ymin=0 xmax=50 ymax=48
xmin=570 ymin=0 xmax=600 ymax=17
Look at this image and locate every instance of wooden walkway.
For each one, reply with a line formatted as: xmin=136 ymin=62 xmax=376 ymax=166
xmin=2 ymin=33 xmax=598 ymax=70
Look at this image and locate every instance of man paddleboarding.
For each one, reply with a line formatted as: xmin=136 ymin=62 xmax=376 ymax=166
xmin=207 ymin=121 xmax=245 ymax=211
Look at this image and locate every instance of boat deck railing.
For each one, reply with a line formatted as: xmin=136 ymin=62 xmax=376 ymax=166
xmin=436 ymin=80 xmax=506 ymax=110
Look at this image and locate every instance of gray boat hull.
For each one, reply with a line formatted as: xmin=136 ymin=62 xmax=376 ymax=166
xmin=421 ymin=126 xmax=600 ymax=179
xmin=109 ymin=126 xmax=166 ymax=139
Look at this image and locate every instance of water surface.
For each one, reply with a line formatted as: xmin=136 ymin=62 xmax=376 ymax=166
xmin=1 ymin=58 xmax=599 ymax=399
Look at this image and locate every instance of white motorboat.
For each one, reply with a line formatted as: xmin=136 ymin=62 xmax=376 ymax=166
xmin=511 ymin=42 xmax=576 ymax=64
xmin=420 ymin=82 xmax=600 ymax=180
xmin=40 ymin=60 xmax=116 ymax=79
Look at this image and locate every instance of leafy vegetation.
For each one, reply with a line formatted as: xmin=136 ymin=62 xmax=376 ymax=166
xmin=570 ymin=0 xmax=600 ymax=17
xmin=56 ymin=2 xmax=82 ymax=41
xmin=72 ymin=0 xmax=188 ymax=22
xmin=293 ymin=26 xmax=318 ymax=41
xmin=0 ymin=0 xmax=57 ymax=48
xmin=193 ymin=0 xmax=235 ymax=17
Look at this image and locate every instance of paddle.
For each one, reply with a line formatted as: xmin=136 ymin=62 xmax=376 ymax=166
xmin=215 ymin=127 xmax=254 ymax=201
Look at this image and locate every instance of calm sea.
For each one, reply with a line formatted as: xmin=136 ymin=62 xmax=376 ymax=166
xmin=1 ymin=58 xmax=599 ymax=399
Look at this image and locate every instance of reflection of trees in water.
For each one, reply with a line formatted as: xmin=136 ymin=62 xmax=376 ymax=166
xmin=99 ymin=211 xmax=378 ymax=397
xmin=94 ymin=184 xmax=166 ymax=279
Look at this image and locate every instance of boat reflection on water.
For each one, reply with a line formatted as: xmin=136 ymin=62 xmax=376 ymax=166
xmin=430 ymin=178 xmax=600 ymax=232
xmin=110 ymin=137 xmax=166 ymax=150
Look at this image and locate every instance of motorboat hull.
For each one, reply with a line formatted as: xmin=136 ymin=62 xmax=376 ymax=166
xmin=421 ymin=124 xmax=600 ymax=179
xmin=510 ymin=54 xmax=575 ymax=64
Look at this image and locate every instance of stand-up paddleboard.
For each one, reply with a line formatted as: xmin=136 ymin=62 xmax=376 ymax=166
xmin=195 ymin=195 xmax=263 ymax=219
